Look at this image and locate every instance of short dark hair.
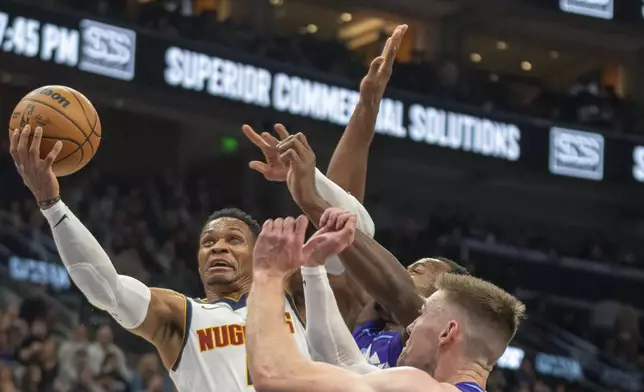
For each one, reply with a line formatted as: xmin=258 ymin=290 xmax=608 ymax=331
xmin=204 ymin=208 xmax=261 ymax=238
xmin=435 ymin=257 xmax=470 ymax=276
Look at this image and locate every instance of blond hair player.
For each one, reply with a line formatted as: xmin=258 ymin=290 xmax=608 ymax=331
xmin=246 ymin=210 xmax=526 ymax=392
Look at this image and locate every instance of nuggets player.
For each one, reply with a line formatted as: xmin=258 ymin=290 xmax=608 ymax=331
xmin=8 ymin=126 xmax=371 ymax=391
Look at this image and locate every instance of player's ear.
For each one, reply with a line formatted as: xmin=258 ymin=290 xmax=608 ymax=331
xmin=438 ymin=320 xmax=458 ymax=348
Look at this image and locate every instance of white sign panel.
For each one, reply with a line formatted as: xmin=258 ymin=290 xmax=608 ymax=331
xmin=79 ymin=19 xmax=136 ymax=81
xmin=560 ymin=0 xmax=614 ymax=20
xmin=549 ymin=127 xmax=605 ymax=180
xmin=163 ymin=46 xmax=522 ymax=162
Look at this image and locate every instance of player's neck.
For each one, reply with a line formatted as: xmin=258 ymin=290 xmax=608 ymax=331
xmin=204 ymin=281 xmax=252 ymax=302
xmin=441 ymin=365 xmax=488 ymax=388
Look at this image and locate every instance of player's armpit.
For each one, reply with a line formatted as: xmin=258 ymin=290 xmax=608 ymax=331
xmin=131 ymin=288 xmax=188 ymax=370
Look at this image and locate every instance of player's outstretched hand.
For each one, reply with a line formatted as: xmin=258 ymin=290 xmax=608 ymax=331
xmin=302 ymin=208 xmax=357 ymax=267
xmin=253 ymin=215 xmax=309 ymax=278
xmin=9 ymin=124 xmax=63 ymax=204
xmin=360 ymin=24 xmax=407 ymax=105
xmin=276 ymin=132 xmax=316 ymax=207
xmin=242 ymin=123 xmax=290 ymax=182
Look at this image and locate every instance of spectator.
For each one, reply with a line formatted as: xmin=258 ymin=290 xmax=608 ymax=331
xmin=96 ymin=352 xmax=130 ymax=392
xmin=39 ymin=339 xmax=60 ymax=391
xmin=59 ymin=325 xmax=90 ymax=374
xmin=18 ymin=319 xmax=48 ymax=365
xmin=131 ymin=353 xmax=172 ymax=392
xmin=0 ymin=363 xmax=17 ymax=392
xmin=88 ymin=325 xmax=130 ymax=381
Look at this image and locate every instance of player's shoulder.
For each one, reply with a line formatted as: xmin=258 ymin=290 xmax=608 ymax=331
xmin=150 ymin=287 xmax=185 ymax=298
xmin=361 ymin=366 xmax=439 ymax=391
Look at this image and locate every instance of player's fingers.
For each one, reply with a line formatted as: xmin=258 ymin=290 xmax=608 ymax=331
xmin=242 ymin=124 xmax=270 ymax=149
xmin=17 ymin=125 xmax=31 ymax=163
xmin=278 ymin=137 xmax=309 ymax=161
xmin=283 ymin=216 xmax=295 ymax=236
xmin=262 ymin=219 xmax=274 ymax=234
xmin=43 ymin=141 xmax=63 ymax=168
xmin=336 ymin=212 xmax=352 ymax=230
xmin=294 ymin=215 xmax=309 ymax=243
xmin=368 ymin=56 xmax=385 ymax=76
xmin=381 ymin=25 xmax=407 ymax=73
xmin=276 ymin=134 xmax=297 ymax=150
xmin=295 ymin=132 xmax=312 ymax=151
xmin=261 ymin=132 xmax=279 ymax=148
xmin=273 ymin=218 xmax=285 ymax=238
xmin=279 ymin=149 xmax=304 ymax=167
xmin=29 ymin=127 xmax=43 ymax=161
xmin=274 ymin=123 xmax=290 ymax=140
xmin=326 ymin=210 xmax=339 ymax=231
xmin=249 ymin=160 xmax=270 ymax=174
xmin=320 ymin=208 xmax=332 ymax=228
xmin=9 ymin=129 xmax=20 ymax=160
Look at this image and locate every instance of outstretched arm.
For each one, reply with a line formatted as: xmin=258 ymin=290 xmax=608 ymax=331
xmin=327 ymin=25 xmax=407 ymax=203
xmin=10 ymin=125 xmax=186 ymax=370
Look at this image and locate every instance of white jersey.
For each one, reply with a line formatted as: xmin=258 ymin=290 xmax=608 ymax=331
xmin=169 ymin=292 xmax=309 ymax=392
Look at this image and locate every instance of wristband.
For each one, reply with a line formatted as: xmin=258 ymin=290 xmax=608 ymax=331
xmin=38 ymin=196 xmax=61 ymax=210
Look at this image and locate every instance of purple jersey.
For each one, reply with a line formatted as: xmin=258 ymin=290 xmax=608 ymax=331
xmin=352 ymin=320 xmax=404 ymax=369
xmin=455 ymin=382 xmax=485 ymax=392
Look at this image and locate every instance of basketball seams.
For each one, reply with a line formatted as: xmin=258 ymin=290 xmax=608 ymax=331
xmin=65 ymin=87 xmax=101 ymax=145
xmin=41 ymin=135 xmax=83 ymax=163
xmin=42 ymin=136 xmax=84 ymax=169
xmin=21 ymin=97 xmax=91 ymax=173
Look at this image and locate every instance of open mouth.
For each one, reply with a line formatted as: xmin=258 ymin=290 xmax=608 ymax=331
xmin=207 ymin=259 xmax=234 ymax=272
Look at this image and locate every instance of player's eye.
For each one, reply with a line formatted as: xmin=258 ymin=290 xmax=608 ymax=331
xmin=229 ymin=236 xmax=243 ymax=244
xmin=202 ymin=240 xmax=214 ymax=247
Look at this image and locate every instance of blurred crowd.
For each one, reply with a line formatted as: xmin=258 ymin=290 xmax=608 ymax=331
xmin=0 ymin=301 xmax=173 ymax=392
xmin=20 ymin=0 xmax=641 ymax=135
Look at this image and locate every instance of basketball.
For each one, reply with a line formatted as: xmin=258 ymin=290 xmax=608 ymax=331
xmin=8 ymin=85 xmax=102 ymax=177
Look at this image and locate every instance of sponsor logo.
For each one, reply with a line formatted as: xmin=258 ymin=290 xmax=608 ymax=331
xmin=549 ymin=127 xmax=604 ymax=180
xmin=633 ymin=146 xmax=644 ymax=182
xmin=79 ymin=19 xmax=136 ymax=80
xmin=560 ymin=0 xmax=614 ymax=20
xmin=40 ymin=87 xmax=71 ymax=108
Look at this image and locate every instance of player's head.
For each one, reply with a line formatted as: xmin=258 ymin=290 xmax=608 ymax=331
xmin=398 ymin=273 xmax=525 ymax=381
xmin=198 ymin=208 xmax=261 ymax=289
xmin=407 ymin=257 xmax=470 ymax=297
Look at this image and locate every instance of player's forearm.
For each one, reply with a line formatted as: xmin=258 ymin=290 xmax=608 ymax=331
xmin=42 ymin=201 xmax=150 ymax=329
xmin=327 ymin=100 xmax=379 ymax=203
xmin=247 ymin=273 xmax=311 ymax=388
xmin=340 ymin=230 xmax=423 ymax=327
xmin=302 ymin=266 xmax=379 ymax=374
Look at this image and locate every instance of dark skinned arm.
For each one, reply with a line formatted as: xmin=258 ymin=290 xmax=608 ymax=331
xmin=327 ymin=25 xmax=408 ymax=203
xmin=298 ymin=194 xmax=423 ymax=328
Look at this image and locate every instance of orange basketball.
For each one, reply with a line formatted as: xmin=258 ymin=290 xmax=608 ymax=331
xmin=9 ymin=85 xmax=102 ymax=177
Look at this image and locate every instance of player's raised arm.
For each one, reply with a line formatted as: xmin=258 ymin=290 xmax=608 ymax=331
xmin=246 ymin=215 xmax=436 ymax=392
xmin=278 ymin=131 xmax=423 ymax=327
xmin=9 ymin=125 xmax=187 ymax=369
xmin=301 ymin=208 xmax=379 ymax=374
xmin=326 ymin=25 xmax=407 ymax=203
xmin=243 ymin=123 xmax=375 ymax=278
